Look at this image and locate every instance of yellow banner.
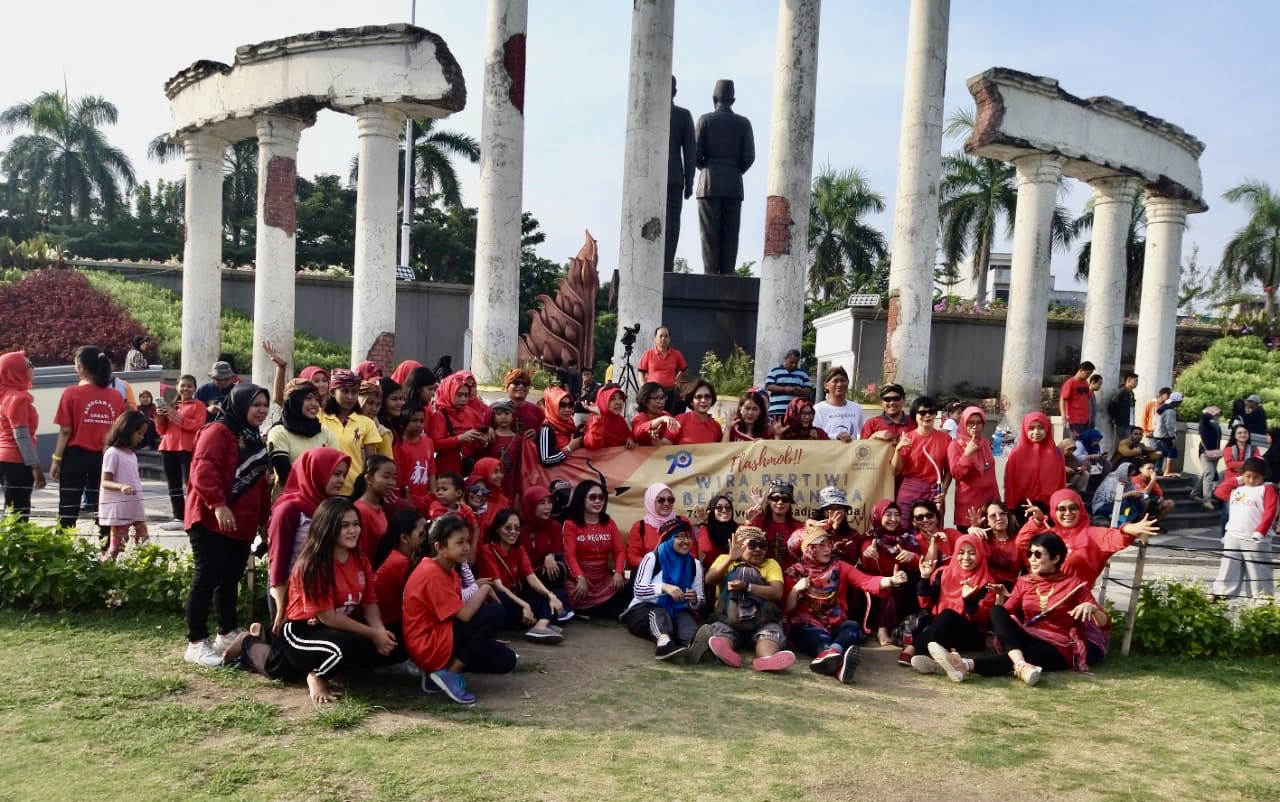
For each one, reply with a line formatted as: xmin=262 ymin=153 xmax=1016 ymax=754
xmin=545 ymin=440 xmax=895 ymax=536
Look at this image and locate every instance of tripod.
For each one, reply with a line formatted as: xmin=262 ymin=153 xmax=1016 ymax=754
xmin=618 ymin=342 xmax=641 ymax=403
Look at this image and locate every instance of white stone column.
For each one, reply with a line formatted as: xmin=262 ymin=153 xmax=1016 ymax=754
xmin=1000 ymin=154 xmax=1065 ymax=427
xmin=754 ymin=0 xmax=821 ymax=386
xmin=1080 ymin=175 xmax=1140 ymax=447
xmin=471 ymin=0 xmax=528 ymax=383
xmin=1133 ymin=193 xmax=1189 ymax=405
xmin=179 ymin=131 xmax=227 ymax=378
xmin=884 ymin=0 xmax=949 ymax=392
xmin=351 ymin=104 xmax=406 ymax=365
xmin=613 ymin=0 xmax=674 ymax=374
xmin=251 ymin=115 xmax=305 ymax=389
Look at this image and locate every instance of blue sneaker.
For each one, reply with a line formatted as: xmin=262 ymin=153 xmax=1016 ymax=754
xmin=429 ymin=669 xmax=476 ymax=704
xmin=418 ymin=670 xmax=441 ymax=694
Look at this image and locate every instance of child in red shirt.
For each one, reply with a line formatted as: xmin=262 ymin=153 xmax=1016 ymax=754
xmin=394 ymin=405 xmax=435 ymax=517
xmin=353 ymin=455 xmax=397 ymax=560
xmin=372 ymin=509 xmax=428 ymax=637
xmin=224 ymin=498 xmax=398 ymax=703
xmin=402 ymin=514 xmax=516 ymax=704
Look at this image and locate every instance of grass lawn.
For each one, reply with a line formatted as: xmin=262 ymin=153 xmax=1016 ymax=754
xmin=0 ymin=609 xmax=1276 ymax=802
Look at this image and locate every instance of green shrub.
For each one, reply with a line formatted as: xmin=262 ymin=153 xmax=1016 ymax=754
xmin=1129 ymin=576 xmax=1280 ymax=657
xmin=699 ymin=346 xmax=755 ymax=397
xmin=1174 ymin=335 xmax=1280 ymax=422
xmin=81 ymin=269 xmax=351 ymax=371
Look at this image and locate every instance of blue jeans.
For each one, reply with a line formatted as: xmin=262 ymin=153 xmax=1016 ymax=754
xmin=787 ymin=620 xmax=863 ymax=657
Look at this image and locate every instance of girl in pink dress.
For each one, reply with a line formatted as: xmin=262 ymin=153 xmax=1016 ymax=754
xmin=99 ymin=411 xmax=151 ymax=560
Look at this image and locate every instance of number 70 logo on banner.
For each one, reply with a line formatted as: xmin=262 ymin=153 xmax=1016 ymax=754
xmin=665 ymin=450 xmax=694 ymax=474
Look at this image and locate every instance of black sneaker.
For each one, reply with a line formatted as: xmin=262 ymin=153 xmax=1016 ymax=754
xmin=655 ymin=641 xmax=688 ymax=661
xmin=837 ymin=644 xmax=862 ymax=684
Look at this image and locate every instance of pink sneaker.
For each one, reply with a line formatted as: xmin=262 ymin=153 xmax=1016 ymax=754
xmin=752 ymin=650 xmax=796 ymax=672
xmin=708 ymin=635 xmax=742 ymax=668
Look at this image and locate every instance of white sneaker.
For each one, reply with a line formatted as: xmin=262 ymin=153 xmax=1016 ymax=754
xmin=212 ymin=630 xmax=246 ymax=654
xmin=184 ymin=639 xmax=224 ymax=667
xmin=159 ymin=519 xmax=185 ymax=531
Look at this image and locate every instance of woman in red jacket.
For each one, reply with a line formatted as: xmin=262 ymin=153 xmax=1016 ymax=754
xmin=904 ymin=533 xmax=997 ymax=671
xmin=583 ymin=386 xmax=635 ymax=450
xmin=0 ymin=351 xmax=44 ymax=520
xmin=155 ymin=374 xmax=205 ymax=528
xmin=927 ymin=532 xmax=1112 ymax=686
xmin=778 ymin=398 xmax=829 ymax=441
xmin=892 ymin=396 xmax=952 ymax=515
xmin=182 ymin=384 xmax=272 ymax=668
xmin=429 ymin=373 xmax=489 ymax=475
xmin=1016 ymin=487 xmax=1158 ymax=586
xmin=520 ymin=485 xmax=570 ymax=617
xmin=1003 ymin=411 xmax=1065 ymax=522
xmin=674 ymin=380 xmax=723 ymax=444
xmin=947 ymin=406 xmax=999 ymax=528
xmin=630 ymin=382 xmax=681 ymax=446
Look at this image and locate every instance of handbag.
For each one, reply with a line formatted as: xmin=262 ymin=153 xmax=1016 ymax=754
xmin=1202 ymin=449 xmax=1223 ymax=461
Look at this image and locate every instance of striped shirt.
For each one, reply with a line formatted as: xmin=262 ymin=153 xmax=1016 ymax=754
xmin=764 ymin=366 xmax=812 ymax=416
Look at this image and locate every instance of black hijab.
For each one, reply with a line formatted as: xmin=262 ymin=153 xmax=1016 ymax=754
xmin=280 ymin=382 xmax=322 ymax=437
xmin=218 ymin=384 xmax=270 ymax=502
xmin=703 ymin=493 xmax=739 ymax=552
xmin=1265 ymin=428 xmax=1280 ymax=484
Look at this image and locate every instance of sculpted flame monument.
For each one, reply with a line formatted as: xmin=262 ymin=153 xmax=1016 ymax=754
xmin=517 ymin=231 xmax=600 ymax=371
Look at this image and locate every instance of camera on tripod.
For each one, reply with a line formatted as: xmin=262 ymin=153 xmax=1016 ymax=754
xmin=619 ymin=323 xmax=640 ymax=351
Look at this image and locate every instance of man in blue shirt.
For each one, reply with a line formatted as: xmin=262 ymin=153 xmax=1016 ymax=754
xmin=195 ymin=360 xmax=238 ymax=422
xmin=764 ymin=349 xmax=812 ymax=419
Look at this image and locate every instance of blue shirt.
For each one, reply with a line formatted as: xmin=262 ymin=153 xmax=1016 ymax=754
xmin=764 ymin=366 xmax=812 ymax=417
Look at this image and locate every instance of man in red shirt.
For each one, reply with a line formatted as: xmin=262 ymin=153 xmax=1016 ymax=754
xmin=638 ymin=326 xmax=688 ymax=415
xmin=860 ymin=383 xmax=913 ymax=442
xmin=1060 ymin=361 xmax=1095 ymax=437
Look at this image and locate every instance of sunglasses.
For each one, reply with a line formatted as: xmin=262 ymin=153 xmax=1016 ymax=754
xmin=693 ymin=393 xmax=714 ymax=400
xmin=769 ymin=495 xmax=791 ymax=503
xmin=1056 ymin=504 xmax=1080 ymax=513
xmin=987 ymin=511 xmax=1009 ymax=518
xmin=916 ymin=410 xmax=937 ymax=418
xmin=713 ymin=504 xmax=733 ymax=512
xmin=1028 ymin=549 xmax=1048 ymax=559
xmin=510 ymin=380 xmax=531 ymax=387
xmin=882 ymin=395 xmax=903 ymax=402
xmin=656 ymin=496 xmax=675 ymax=504
xmin=585 ymin=493 xmax=605 ymax=501
xmin=913 ymin=512 xmax=937 ymax=521
xmin=744 ymin=539 xmax=767 ymax=551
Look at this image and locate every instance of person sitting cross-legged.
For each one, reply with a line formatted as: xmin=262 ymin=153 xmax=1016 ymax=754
xmin=620 ymin=519 xmax=705 ymax=660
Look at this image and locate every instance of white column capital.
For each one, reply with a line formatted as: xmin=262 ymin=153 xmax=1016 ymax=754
xmin=353 ymin=104 xmax=407 ymax=138
xmin=1089 ymin=175 xmax=1142 ymax=205
xmin=254 ymin=114 xmax=306 ymax=151
xmin=1013 ymin=153 xmax=1065 ymax=185
xmin=180 ymin=131 xmax=228 ymax=167
xmin=1141 ymin=192 xmax=1190 ymax=226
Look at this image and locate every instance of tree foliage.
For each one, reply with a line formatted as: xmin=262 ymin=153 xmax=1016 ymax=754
xmin=1220 ymin=179 xmax=1280 ymax=317
xmin=807 ymin=166 xmax=887 ymax=301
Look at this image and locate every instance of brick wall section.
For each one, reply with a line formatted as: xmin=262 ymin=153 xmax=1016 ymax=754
xmin=882 ymin=293 xmax=900 ymax=382
xmin=504 ymin=34 xmax=527 ymax=114
xmin=262 ymin=157 xmax=297 ymax=236
xmin=763 ymin=195 xmax=792 ymax=257
xmin=366 ymin=331 xmax=396 ymax=375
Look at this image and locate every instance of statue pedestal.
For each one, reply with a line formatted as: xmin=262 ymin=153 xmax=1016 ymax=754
xmin=659 ymin=273 xmax=759 ymax=379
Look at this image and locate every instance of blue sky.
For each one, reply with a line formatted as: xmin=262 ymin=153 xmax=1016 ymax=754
xmin=3 ymin=1 xmax=1278 ymax=292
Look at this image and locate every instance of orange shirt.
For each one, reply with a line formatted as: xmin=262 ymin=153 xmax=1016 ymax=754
xmin=55 ymin=383 xmax=123 ymax=452
xmin=638 ymin=347 xmax=687 ymax=387
xmin=674 ymin=412 xmax=722 ymax=444
xmin=402 ymin=558 xmax=463 ymax=673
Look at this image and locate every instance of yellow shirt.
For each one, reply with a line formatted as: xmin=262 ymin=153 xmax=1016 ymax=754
xmin=320 ymin=411 xmax=382 ymax=494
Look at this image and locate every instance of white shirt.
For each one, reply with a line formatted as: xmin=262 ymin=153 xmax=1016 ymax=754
xmin=813 ymin=400 xmax=863 ymax=440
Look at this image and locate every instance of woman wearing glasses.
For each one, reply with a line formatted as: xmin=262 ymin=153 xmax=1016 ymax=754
xmin=621 ymin=519 xmax=705 ymax=660
xmin=626 ymin=482 xmax=696 ymax=570
xmin=924 ymin=532 xmax=1111 ymax=686
xmin=675 ymin=380 xmax=724 ymax=444
xmin=697 ymin=493 xmax=739 ymax=568
xmin=744 ymin=481 xmax=801 ymax=569
xmin=1016 ymin=487 xmax=1158 ymax=585
xmin=970 ymin=500 xmax=1019 ymax=588
xmin=562 ymin=480 xmax=628 ymax=615
xmin=892 ymin=396 xmax=952 ymax=516
xmin=631 ymin=382 xmax=681 ymax=446
xmin=694 ymin=526 xmax=794 ymax=671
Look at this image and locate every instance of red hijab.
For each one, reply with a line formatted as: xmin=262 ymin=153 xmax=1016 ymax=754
xmin=520 ymin=485 xmax=561 ymax=563
xmin=589 ymin=386 xmax=633 ymax=446
xmin=1005 ymin=411 xmax=1065 ymax=505
xmin=435 ymin=374 xmax=485 ymax=429
xmin=390 ymin=360 xmax=423 ymax=385
xmin=933 ymin=533 xmax=992 ymax=615
xmin=274 ymin=447 xmax=349 ymax=516
xmin=0 ymin=351 xmax=33 ymax=404
xmin=780 ymin=398 xmax=826 ymax=440
xmin=542 ymin=386 xmax=577 ymax=445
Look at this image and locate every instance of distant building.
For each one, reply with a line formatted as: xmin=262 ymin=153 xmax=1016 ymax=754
xmin=943 ymin=251 xmax=1085 ymax=309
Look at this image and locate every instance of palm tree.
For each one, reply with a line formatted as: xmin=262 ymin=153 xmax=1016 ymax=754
xmin=1071 ymin=189 xmax=1146 ymax=316
xmin=806 ymin=166 xmax=888 ymax=300
xmin=1220 ymin=180 xmax=1280 ymax=317
xmin=0 ymin=91 xmax=136 ymax=225
xmin=939 ymin=108 xmax=1077 ymax=303
xmin=349 ymin=119 xmax=479 ymax=209
xmin=221 ymin=140 xmax=258 ymax=250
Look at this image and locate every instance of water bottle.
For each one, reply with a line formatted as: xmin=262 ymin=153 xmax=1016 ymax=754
xmin=992 ymin=435 xmax=1003 ymax=457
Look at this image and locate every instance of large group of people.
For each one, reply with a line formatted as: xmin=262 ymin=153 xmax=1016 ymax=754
xmin=0 ymin=332 xmax=1274 ymax=707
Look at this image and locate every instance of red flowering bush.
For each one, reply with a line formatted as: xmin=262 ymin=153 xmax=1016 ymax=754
xmin=0 ymin=269 xmax=148 ymax=366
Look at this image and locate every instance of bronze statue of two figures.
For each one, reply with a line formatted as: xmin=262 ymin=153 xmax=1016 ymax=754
xmin=667 ymin=78 xmax=755 ymax=275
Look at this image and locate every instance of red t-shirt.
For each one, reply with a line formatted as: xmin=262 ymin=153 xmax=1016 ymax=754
xmin=402 ymin=558 xmax=463 ymax=673
xmin=0 ymin=391 xmax=37 ymax=464
xmin=899 ymin=430 xmax=952 ymax=483
xmin=477 ymin=541 xmax=534 ymax=589
xmin=55 ymin=384 xmax=123 ymax=452
xmin=394 ymin=435 xmax=435 ymax=515
xmin=285 ymin=550 xmax=375 ymax=623
xmin=860 ymin=414 xmax=913 ymax=442
xmin=1061 ymin=376 xmax=1092 ymax=425
xmin=674 ymin=412 xmax=722 ymax=444
xmin=374 ymin=549 xmax=411 ymax=624
xmin=355 ymin=499 xmax=388 ymax=561
xmin=638 ymin=347 xmax=687 ymax=387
